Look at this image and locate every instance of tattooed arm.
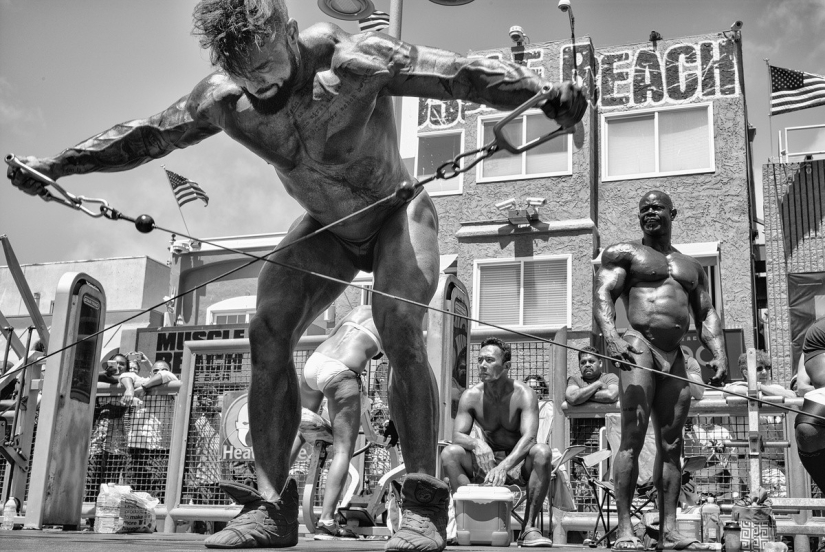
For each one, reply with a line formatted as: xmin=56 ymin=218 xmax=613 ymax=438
xmin=8 ymin=74 xmax=224 ymax=195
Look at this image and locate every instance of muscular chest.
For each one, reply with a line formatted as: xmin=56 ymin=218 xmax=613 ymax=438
xmin=476 ymin=395 xmax=521 ymax=432
xmin=224 ymin=70 xmax=383 ymax=170
xmin=628 ymin=249 xmax=701 ymax=291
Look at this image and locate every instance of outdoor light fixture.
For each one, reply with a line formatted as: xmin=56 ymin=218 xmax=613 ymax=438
xmin=509 ymin=25 xmax=528 ymax=45
xmin=649 ymin=30 xmax=663 ymax=42
xmin=557 ymin=0 xmax=571 ymax=12
xmin=730 ymin=20 xmax=743 ymax=32
xmin=495 ymin=198 xmax=517 ymax=212
xmin=429 ymin=0 xmax=475 ymax=5
xmin=525 ymin=197 xmax=547 ymax=207
xmin=317 ymin=0 xmax=375 ymax=21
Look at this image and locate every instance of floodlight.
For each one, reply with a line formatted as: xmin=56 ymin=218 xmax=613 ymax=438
xmin=525 ymin=197 xmax=547 ymax=207
xmin=495 ymin=198 xmax=517 ymax=212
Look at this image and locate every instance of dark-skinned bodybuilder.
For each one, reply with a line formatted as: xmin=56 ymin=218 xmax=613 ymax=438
xmin=7 ymin=1 xmax=586 ymax=549
xmin=593 ymin=191 xmax=727 ymax=551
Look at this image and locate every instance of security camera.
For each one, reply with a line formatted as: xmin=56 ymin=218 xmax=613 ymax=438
xmin=525 ymin=197 xmax=547 ymax=207
xmin=495 ymin=198 xmax=517 ymax=211
xmin=509 ymin=26 xmax=526 ymax=44
xmin=558 ymin=0 xmax=571 ymax=12
xmin=730 ymin=20 xmax=743 ymax=32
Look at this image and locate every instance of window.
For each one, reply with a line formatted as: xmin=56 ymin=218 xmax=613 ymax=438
xmin=477 ymin=111 xmax=571 ymax=182
xmin=473 ymin=256 xmax=571 ymax=328
xmin=602 ymin=103 xmax=714 ymax=180
xmin=213 ymin=313 xmax=251 ymax=325
xmin=416 ymin=130 xmax=463 ymax=195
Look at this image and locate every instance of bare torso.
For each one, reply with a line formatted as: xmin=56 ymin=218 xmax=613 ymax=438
xmin=314 ymin=306 xmax=380 ymax=373
xmin=463 ymin=380 xmax=531 ymax=452
xmin=191 ymin=28 xmax=409 ymax=240
xmin=614 ymin=243 xmax=706 ymax=351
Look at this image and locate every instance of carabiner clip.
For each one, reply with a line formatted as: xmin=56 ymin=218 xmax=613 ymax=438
xmin=492 ymin=86 xmax=573 ymax=154
xmin=5 ymin=154 xmax=108 ymax=218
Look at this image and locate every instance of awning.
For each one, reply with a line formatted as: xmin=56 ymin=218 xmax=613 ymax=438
xmin=591 ymin=242 xmax=719 ymax=265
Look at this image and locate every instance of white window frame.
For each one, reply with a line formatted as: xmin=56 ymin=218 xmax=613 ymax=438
xmin=472 ymin=254 xmax=573 ymax=330
xmin=476 ymin=109 xmax=573 ymax=183
xmin=601 ymin=102 xmax=715 ymax=182
xmin=415 ymin=128 xmax=464 ymax=196
xmin=207 ymin=296 xmax=257 ymax=325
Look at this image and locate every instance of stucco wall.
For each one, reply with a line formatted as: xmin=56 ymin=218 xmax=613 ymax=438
xmin=763 ymin=159 xmax=825 ymax=383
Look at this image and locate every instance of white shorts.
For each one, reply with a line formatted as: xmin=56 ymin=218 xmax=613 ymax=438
xmin=303 ymin=352 xmax=352 ymax=394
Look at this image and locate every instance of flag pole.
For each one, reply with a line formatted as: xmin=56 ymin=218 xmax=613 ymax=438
xmin=162 ymin=164 xmax=192 ymax=236
xmin=765 ymin=59 xmax=776 ymax=160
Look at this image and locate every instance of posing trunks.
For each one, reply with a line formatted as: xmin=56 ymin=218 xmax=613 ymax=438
xmin=327 ymin=184 xmax=425 ymax=273
xmin=303 ymin=352 xmax=354 ymax=394
xmin=623 ymin=329 xmax=686 ymax=376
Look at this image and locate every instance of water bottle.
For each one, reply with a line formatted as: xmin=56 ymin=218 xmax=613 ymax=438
xmin=93 ymin=483 xmax=119 ymax=533
xmin=1 ymin=497 xmax=18 ymax=530
xmin=702 ymin=496 xmax=721 ymax=543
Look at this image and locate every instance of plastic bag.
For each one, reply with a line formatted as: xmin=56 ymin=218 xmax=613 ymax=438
xmin=117 ymin=491 xmax=159 ymax=533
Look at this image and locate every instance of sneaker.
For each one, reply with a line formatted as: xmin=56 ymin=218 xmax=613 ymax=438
xmin=204 ymin=479 xmax=299 ymax=549
xmin=386 ymin=473 xmax=449 ymax=552
xmin=313 ymin=520 xmax=359 ymax=540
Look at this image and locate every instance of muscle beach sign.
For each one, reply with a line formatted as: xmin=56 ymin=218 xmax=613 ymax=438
xmin=417 ymin=36 xmax=739 ymax=131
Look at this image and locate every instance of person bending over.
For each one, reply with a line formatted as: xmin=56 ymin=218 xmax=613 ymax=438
xmin=288 ymin=305 xmax=382 ymax=540
xmin=440 ymin=337 xmax=554 ymax=548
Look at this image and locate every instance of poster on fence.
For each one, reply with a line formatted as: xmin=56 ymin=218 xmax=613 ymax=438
xmin=221 ymin=391 xmax=254 ymax=461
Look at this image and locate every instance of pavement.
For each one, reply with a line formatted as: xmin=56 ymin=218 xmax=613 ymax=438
xmin=0 ymin=530 xmax=594 ymax=552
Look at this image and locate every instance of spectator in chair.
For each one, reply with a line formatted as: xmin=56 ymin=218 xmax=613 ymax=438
xmin=565 ymin=346 xmax=619 ymax=405
xmin=441 ymin=337 xmax=554 ymax=548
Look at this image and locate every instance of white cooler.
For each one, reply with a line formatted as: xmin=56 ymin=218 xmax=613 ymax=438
xmin=453 ymin=485 xmax=513 ymax=546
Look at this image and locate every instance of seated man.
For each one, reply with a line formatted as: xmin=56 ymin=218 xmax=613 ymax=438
xmin=725 ymin=351 xmax=794 ymax=398
xmin=288 ymin=305 xmax=383 ymax=540
xmin=564 ymin=346 xmax=619 ymax=406
xmin=440 ymin=337 xmax=554 ymax=548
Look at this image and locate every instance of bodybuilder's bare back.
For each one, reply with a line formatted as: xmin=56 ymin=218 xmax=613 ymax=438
xmin=603 ymin=242 xmax=707 ymax=350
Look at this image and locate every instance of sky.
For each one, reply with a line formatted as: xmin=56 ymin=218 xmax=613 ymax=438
xmin=0 ymin=0 xmax=823 ymax=266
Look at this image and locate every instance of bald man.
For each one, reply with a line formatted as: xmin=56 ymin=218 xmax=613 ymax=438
xmin=594 ymin=190 xmax=727 ymax=551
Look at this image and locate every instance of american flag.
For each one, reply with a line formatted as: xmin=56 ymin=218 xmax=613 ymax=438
xmin=164 ymin=167 xmax=209 ymax=207
xmin=359 ymin=10 xmax=390 ymax=33
xmin=770 ymin=65 xmax=825 ymax=116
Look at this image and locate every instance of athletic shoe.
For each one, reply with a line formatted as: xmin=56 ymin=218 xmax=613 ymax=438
xmin=204 ymin=479 xmax=298 ymax=549
xmin=313 ymin=520 xmax=359 ymax=540
xmin=386 ymin=473 xmax=449 ymax=552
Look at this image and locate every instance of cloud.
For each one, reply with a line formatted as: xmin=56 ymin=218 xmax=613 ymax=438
xmin=754 ymin=0 xmax=825 ymax=65
xmin=0 ymin=78 xmax=45 ymax=138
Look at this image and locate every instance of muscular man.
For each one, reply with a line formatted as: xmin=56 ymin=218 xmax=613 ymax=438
xmin=794 ymin=315 xmax=825 ymax=492
xmin=7 ymin=2 xmax=585 ymax=549
xmin=594 ymin=190 xmax=727 ymax=551
xmin=288 ymin=305 xmax=382 ymax=540
xmin=440 ymin=337 xmax=554 ymax=548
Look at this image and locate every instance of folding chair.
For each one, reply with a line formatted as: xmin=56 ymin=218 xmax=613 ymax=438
xmin=578 ymin=454 xmax=707 ymax=549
